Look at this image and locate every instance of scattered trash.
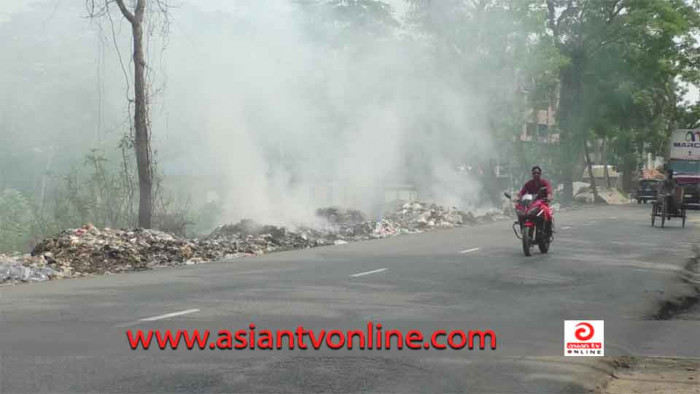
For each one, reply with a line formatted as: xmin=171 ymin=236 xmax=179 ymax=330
xmin=574 ymin=186 xmax=628 ymax=204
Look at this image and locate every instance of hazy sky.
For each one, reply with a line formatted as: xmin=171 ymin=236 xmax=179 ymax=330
xmin=0 ymin=0 xmax=696 ymax=101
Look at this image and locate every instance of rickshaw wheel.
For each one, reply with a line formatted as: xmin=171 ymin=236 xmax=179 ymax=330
xmin=682 ymin=208 xmax=686 ymax=228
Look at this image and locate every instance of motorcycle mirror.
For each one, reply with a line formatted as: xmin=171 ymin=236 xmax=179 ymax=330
xmin=504 ymin=192 xmax=511 ymax=199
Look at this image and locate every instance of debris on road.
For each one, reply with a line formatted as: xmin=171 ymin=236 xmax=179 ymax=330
xmin=1 ymin=202 xmax=508 ymax=285
xmin=575 ymin=186 xmax=629 ymax=204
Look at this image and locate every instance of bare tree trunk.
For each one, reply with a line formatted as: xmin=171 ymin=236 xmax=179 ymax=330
xmin=116 ymin=0 xmax=152 ymax=228
xmin=133 ymin=17 xmax=152 ymax=228
xmin=39 ymin=147 xmax=54 ymax=211
xmin=584 ymin=139 xmax=602 ymax=204
xmin=602 ymin=139 xmax=611 ymax=188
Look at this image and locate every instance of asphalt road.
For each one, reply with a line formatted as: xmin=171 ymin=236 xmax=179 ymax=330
xmin=1 ymin=204 xmax=699 ymax=393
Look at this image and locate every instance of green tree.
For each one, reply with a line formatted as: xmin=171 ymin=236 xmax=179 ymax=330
xmin=546 ymin=0 xmax=700 ymax=202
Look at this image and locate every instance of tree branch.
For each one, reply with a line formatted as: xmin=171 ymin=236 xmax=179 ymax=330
xmin=546 ymin=0 xmax=560 ymax=43
xmin=135 ymin=0 xmax=146 ymax=21
xmin=608 ymin=0 xmax=623 ymax=24
xmin=114 ymin=0 xmax=136 ymax=24
xmin=85 ymin=0 xmax=115 ymax=18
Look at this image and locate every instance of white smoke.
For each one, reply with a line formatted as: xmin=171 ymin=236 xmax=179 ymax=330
xmin=151 ymin=0 xmax=500 ymax=227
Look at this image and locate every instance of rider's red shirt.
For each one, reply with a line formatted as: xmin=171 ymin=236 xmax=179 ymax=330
xmin=519 ymin=178 xmax=553 ymax=197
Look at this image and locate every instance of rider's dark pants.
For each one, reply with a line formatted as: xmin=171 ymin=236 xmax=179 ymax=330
xmin=666 ymin=195 xmax=678 ymax=215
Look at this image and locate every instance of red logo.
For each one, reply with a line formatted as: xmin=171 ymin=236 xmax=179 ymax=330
xmin=565 ymin=320 xmax=604 ymax=357
xmin=574 ymin=322 xmax=594 ymax=341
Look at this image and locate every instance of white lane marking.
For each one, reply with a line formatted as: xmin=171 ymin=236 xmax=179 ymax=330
xmin=561 ymin=226 xmax=573 ymax=230
xmin=459 ymin=248 xmax=480 ymax=254
xmin=117 ymin=309 xmax=201 ymax=327
xmin=350 ymin=268 xmax=387 ymax=278
xmin=138 ymin=309 xmax=200 ymax=322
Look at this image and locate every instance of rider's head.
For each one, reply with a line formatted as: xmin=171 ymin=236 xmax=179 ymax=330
xmin=531 ymin=166 xmax=542 ymax=181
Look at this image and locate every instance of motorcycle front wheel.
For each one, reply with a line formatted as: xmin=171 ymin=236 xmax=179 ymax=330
xmin=539 ymin=223 xmax=550 ymax=253
xmin=522 ymin=226 xmax=533 ymax=256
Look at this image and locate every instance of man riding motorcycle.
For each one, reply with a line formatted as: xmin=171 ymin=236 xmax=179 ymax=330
xmin=517 ymin=166 xmax=554 ymax=237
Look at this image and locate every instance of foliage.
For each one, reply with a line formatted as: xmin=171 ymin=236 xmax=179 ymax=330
xmin=0 ymin=189 xmax=33 ymax=253
xmin=0 ymin=146 xmax=210 ymax=253
xmin=544 ymin=0 xmax=700 ymax=199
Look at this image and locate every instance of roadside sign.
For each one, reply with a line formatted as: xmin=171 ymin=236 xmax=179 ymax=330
xmin=670 ymin=129 xmax=700 ymax=160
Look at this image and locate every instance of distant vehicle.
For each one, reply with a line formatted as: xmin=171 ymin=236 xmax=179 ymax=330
xmin=668 ymin=129 xmax=700 ymax=210
xmin=634 ymin=179 xmax=661 ymax=204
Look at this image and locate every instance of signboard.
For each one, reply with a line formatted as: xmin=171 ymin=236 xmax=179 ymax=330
xmin=670 ymin=129 xmax=700 ymax=160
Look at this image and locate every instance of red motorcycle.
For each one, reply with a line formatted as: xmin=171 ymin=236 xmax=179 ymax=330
xmin=504 ymin=187 xmax=553 ymax=256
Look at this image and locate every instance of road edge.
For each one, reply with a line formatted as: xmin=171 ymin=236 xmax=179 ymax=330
xmin=595 ymin=246 xmax=700 ymax=393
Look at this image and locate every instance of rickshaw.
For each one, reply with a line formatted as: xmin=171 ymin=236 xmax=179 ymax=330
xmin=650 ymin=171 xmax=698 ymax=228
xmin=650 ymin=189 xmax=686 ymax=228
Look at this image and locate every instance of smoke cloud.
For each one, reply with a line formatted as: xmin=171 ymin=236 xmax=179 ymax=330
xmin=0 ymin=0 xmax=512 ymax=231
xmin=155 ymin=0 xmax=499 ymax=227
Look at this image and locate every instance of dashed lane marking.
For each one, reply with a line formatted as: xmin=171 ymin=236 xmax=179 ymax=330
xmin=350 ymin=268 xmax=388 ymax=278
xmin=117 ymin=309 xmax=200 ymax=327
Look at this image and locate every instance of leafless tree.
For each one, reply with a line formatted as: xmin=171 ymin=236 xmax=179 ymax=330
xmin=86 ymin=0 xmax=169 ymax=228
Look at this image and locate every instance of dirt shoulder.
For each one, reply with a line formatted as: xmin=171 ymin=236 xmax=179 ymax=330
xmin=600 ymin=357 xmax=699 ymax=394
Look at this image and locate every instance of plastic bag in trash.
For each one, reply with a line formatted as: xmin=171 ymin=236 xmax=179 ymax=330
xmin=0 ymin=263 xmax=11 ymax=281
xmin=29 ymin=267 xmax=57 ymax=281
xmin=9 ymin=265 xmax=32 ymax=281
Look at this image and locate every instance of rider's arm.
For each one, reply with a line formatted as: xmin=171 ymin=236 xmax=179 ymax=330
xmin=545 ymin=180 xmax=553 ymax=201
xmin=517 ymin=181 xmax=529 ymax=199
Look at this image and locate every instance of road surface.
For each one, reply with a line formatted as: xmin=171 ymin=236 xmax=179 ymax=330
xmin=1 ymin=204 xmax=698 ymax=393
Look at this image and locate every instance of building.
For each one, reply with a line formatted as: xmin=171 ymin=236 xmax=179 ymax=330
xmin=518 ymin=106 xmax=559 ymax=143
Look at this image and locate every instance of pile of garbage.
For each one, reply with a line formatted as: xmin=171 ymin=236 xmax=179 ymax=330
xmin=29 ymin=225 xmax=243 ymax=278
xmin=207 ymin=219 xmax=323 ymax=251
xmin=2 ymin=202 xmax=510 ymax=285
xmin=384 ymin=202 xmax=473 ymax=230
xmin=315 ymin=207 xmax=367 ymax=226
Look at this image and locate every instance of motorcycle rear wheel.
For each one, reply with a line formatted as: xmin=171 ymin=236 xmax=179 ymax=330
xmin=522 ymin=226 xmax=533 ymax=256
